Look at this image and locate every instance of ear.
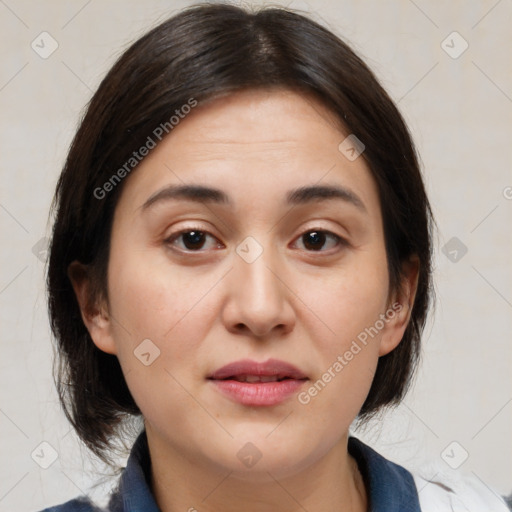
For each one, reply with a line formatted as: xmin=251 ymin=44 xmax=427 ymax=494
xmin=67 ymin=260 xmax=117 ymax=355
xmin=378 ymin=255 xmax=420 ymax=356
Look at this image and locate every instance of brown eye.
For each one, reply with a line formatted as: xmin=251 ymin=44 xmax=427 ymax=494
xmin=165 ymin=229 xmax=221 ymax=252
xmin=295 ymin=230 xmax=345 ymax=252
xmin=181 ymin=230 xmax=207 ymax=250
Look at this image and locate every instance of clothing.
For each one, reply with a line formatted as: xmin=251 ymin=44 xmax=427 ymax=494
xmin=40 ymin=430 xmax=509 ymax=512
xmin=412 ymin=463 xmax=510 ymax=511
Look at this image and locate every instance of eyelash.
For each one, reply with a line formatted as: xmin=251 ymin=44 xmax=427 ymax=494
xmin=164 ymin=226 xmax=348 ymax=254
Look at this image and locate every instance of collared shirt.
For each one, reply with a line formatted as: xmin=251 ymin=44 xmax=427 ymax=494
xmin=41 ymin=430 xmax=421 ymax=511
xmin=40 ymin=430 xmax=508 ymax=512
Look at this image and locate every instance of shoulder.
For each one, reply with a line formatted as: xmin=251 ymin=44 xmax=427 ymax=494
xmin=348 ymin=436 xmax=422 ymax=510
xmin=37 ymin=430 xmax=155 ymax=512
xmin=349 ymin=436 xmax=510 ymax=512
xmin=37 ymin=496 xmax=105 ymax=512
xmin=411 ymin=464 xmax=510 ymax=512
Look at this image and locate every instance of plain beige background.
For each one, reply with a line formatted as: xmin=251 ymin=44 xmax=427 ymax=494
xmin=1 ymin=0 xmax=511 ymax=510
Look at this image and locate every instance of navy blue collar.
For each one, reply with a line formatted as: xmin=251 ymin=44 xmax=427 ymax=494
xmin=348 ymin=436 xmax=421 ymax=511
xmin=104 ymin=430 xmax=421 ymax=512
xmin=107 ymin=431 xmax=159 ymax=512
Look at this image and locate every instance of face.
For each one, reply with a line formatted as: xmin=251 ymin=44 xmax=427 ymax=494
xmin=72 ymin=88 xmax=415 ymax=481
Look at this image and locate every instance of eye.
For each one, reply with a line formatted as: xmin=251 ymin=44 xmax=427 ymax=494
xmin=292 ymin=229 xmax=346 ymax=252
xmin=165 ymin=228 xmax=222 ymax=252
xmin=165 ymin=227 xmax=346 ymax=254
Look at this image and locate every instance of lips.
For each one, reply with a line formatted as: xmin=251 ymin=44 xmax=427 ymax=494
xmin=207 ymin=358 xmax=308 ymax=381
xmin=230 ymin=375 xmax=288 ymax=383
xmin=207 ymin=358 xmax=308 ymax=406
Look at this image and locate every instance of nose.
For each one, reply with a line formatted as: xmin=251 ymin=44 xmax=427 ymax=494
xmin=221 ymin=242 xmax=296 ymax=339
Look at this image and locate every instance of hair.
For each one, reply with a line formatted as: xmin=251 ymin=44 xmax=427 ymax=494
xmin=47 ymin=2 xmax=434 ymax=464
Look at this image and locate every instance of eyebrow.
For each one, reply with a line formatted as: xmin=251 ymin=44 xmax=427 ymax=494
xmin=140 ymin=183 xmax=367 ymax=213
xmin=287 ymin=184 xmax=366 ymax=212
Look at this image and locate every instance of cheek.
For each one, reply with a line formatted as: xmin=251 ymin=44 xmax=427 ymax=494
xmin=109 ymin=236 xmax=219 ymax=329
xmin=292 ymin=249 xmax=389 ymax=413
xmin=105 ymin=249 xmax=220 ymax=419
xmin=105 ymin=244 xmax=211 ymax=359
xmin=300 ymin=248 xmax=389 ymax=347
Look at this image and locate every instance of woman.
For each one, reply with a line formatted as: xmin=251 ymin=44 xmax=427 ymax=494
xmin=42 ymin=3 xmax=509 ymax=511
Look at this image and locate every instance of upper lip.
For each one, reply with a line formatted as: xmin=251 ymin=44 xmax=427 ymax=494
xmin=208 ymin=358 xmax=308 ymax=380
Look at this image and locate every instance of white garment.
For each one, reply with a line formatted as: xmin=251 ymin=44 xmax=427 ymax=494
xmin=413 ymin=466 xmax=510 ymax=511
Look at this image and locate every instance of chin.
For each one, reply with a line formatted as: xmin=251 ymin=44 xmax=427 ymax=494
xmin=208 ymin=431 xmax=328 ymax=482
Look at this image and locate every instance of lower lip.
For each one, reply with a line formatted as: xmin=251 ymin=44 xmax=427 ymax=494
xmin=209 ymin=379 xmax=307 ymax=406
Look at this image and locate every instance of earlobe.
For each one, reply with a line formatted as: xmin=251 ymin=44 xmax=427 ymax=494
xmin=67 ymin=260 xmax=117 ymax=355
xmin=379 ymin=255 xmax=420 ymax=356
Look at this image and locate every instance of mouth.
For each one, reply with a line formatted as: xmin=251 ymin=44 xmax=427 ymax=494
xmin=207 ymin=358 xmax=308 ymax=406
xmin=217 ymin=374 xmax=300 ymax=383
xmin=208 ymin=358 xmax=308 ymax=380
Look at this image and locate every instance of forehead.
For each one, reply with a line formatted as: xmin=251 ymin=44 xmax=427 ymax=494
xmin=182 ymin=88 xmax=343 ymax=145
xmin=114 ymin=88 xmax=380 ymax=221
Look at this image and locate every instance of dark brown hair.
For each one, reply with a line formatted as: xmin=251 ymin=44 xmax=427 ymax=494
xmin=47 ymin=2 xmax=434 ymax=464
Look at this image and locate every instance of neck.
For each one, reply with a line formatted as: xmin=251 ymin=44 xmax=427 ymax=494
xmin=146 ymin=425 xmax=367 ymax=512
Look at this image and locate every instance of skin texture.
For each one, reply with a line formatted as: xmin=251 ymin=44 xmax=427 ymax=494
xmin=70 ymin=88 xmax=418 ymax=512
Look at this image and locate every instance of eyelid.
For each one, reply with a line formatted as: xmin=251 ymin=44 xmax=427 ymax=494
xmin=290 ymin=227 xmax=349 ymax=251
xmin=164 ymin=225 xmax=223 ymax=249
xmin=292 ymin=218 xmax=350 ymax=241
xmin=165 ymin=224 xmax=215 ymax=239
xmin=164 ymin=224 xmax=349 ymax=254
